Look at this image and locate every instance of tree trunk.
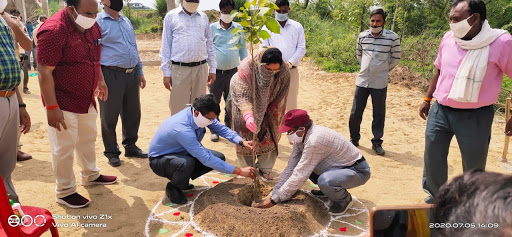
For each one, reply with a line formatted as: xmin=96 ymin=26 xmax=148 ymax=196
xmin=42 ymin=0 xmax=49 ymax=16
xmin=400 ymin=0 xmax=407 ymax=40
xmin=391 ymin=0 xmax=399 ymax=32
xmin=359 ymin=3 xmax=366 ymax=32
xmin=167 ymin=0 xmax=175 ymax=12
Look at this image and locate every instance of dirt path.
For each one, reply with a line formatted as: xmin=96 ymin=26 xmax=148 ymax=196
xmin=15 ymin=38 xmax=510 ymax=236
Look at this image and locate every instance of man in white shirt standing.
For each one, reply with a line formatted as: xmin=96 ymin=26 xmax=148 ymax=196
xmin=261 ymin=0 xmax=305 ymax=111
xmin=160 ymin=0 xmax=217 ymax=115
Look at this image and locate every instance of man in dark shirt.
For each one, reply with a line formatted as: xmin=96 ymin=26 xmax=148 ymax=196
xmin=37 ymin=0 xmax=117 ymax=209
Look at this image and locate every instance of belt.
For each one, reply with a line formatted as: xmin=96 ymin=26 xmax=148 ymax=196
xmin=291 ymin=66 xmax=297 ymax=69
xmin=216 ymin=68 xmax=237 ymax=74
xmin=0 ymin=90 xmax=15 ymax=98
xmin=352 ymin=157 xmax=366 ymax=166
xmin=171 ymin=60 xmax=207 ymax=67
xmin=103 ymin=65 xmax=135 ymax=73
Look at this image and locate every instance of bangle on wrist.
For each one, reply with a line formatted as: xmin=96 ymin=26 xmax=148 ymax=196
xmin=46 ymin=104 xmax=59 ymax=110
xmin=237 ymin=168 xmax=241 ymax=176
xmin=19 ymin=103 xmax=26 ymax=108
xmin=424 ymin=97 xmax=432 ymax=102
xmin=270 ymin=199 xmax=277 ymax=205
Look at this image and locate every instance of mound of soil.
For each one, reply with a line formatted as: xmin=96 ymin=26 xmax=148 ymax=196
xmin=193 ymin=178 xmax=329 ymax=237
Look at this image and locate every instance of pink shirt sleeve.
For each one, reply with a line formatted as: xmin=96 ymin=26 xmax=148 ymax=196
xmin=434 ymin=31 xmax=452 ymax=70
xmin=497 ymin=34 xmax=512 ymax=79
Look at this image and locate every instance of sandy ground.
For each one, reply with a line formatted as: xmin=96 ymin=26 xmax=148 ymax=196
xmin=14 ymin=35 xmax=511 ymax=236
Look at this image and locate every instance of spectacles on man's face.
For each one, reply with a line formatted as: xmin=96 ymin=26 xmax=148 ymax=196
xmin=287 ymin=127 xmax=305 ymax=135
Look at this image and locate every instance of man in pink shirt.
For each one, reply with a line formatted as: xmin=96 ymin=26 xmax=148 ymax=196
xmin=419 ymin=0 xmax=512 ymax=204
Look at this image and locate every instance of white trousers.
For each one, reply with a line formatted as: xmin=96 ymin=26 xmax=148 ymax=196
xmin=48 ymin=105 xmax=100 ymax=198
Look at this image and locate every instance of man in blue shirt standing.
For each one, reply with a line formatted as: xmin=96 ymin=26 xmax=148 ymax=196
xmin=97 ymin=0 xmax=147 ymax=167
xmin=149 ymin=94 xmax=256 ymax=204
xmin=208 ymin=0 xmax=248 ymax=142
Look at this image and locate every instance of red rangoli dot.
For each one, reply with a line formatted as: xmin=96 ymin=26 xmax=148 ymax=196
xmin=173 ymin=212 xmax=180 ymax=216
xmin=185 ymin=233 xmax=193 ymax=237
xmin=339 ymin=227 xmax=347 ymax=232
xmin=212 ymin=181 xmax=219 ymax=184
xmin=187 ymin=193 xmax=194 ymax=198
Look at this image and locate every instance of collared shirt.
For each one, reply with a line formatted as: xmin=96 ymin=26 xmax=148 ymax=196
xmin=37 ymin=8 xmax=102 ymax=114
xmin=148 ymin=107 xmax=243 ymax=174
xmin=356 ymin=29 xmax=401 ymax=89
xmin=210 ymin=21 xmax=248 ymax=70
xmin=97 ymin=10 xmax=144 ymax=75
xmin=433 ymin=31 xmax=512 ymax=109
xmin=0 ymin=17 xmax=21 ymax=91
xmin=261 ymin=19 xmax=306 ymax=66
xmin=159 ymin=6 xmax=216 ymax=77
xmin=271 ymin=124 xmax=363 ymax=203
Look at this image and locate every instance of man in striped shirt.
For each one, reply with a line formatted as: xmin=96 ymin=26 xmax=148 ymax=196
xmin=349 ymin=8 xmax=400 ymax=156
xmin=254 ymin=109 xmax=371 ymax=215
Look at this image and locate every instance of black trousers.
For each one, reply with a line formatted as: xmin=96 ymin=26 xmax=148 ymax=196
xmin=349 ymin=86 xmax=387 ymax=145
xmin=149 ymin=149 xmax=226 ymax=190
xmin=98 ymin=66 xmax=141 ymax=158
xmin=209 ymin=68 xmax=236 ymax=128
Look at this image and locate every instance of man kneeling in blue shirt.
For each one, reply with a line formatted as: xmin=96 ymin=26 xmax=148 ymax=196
xmin=148 ymin=94 xmax=257 ymax=204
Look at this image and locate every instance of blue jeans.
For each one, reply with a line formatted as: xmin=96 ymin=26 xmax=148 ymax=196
xmin=149 ymin=149 xmax=226 ymax=190
xmin=422 ymin=101 xmax=493 ymax=202
xmin=309 ymin=159 xmax=371 ymax=203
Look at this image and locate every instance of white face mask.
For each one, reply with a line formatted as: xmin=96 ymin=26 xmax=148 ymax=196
xmin=193 ymin=109 xmax=213 ymax=128
xmin=370 ymin=26 xmax=383 ymax=34
xmin=449 ymin=14 xmax=474 ymax=39
xmin=220 ymin=13 xmax=232 ymax=24
xmin=275 ymin=12 xmax=288 ymax=22
xmin=74 ymin=8 xmax=96 ymax=30
xmin=287 ymin=128 xmax=304 ymax=144
xmin=0 ymin=0 xmax=7 ymax=13
xmin=183 ymin=1 xmax=199 ymax=13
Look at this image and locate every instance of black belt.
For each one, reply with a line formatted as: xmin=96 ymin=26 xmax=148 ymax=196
xmin=171 ymin=60 xmax=207 ymax=67
xmin=102 ymin=65 xmax=135 ymax=73
xmin=216 ymin=68 xmax=237 ymax=74
xmin=352 ymin=157 xmax=366 ymax=166
xmin=291 ymin=66 xmax=297 ymax=69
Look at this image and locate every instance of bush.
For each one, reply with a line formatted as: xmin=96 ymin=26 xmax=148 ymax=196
xmin=150 ymin=25 xmax=159 ymax=33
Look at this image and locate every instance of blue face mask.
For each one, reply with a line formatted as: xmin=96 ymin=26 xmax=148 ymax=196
xmin=275 ymin=12 xmax=288 ymax=22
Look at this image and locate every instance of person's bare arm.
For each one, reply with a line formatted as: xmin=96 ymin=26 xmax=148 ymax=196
xmin=38 ymin=64 xmax=67 ymax=131
xmin=15 ymin=87 xmax=31 ymax=134
xmin=1 ymin=13 xmax=32 ymax=51
xmin=419 ymin=68 xmax=440 ymax=120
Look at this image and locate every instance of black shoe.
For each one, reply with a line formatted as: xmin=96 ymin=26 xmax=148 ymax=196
xmin=328 ymin=193 xmax=353 ymax=215
xmin=372 ymin=144 xmax=385 ymax=156
xmin=125 ymin=147 xmax=148 ymax=158
xmin=183 ymin=183 xmax=195 ymax=190
xmin=166 ymin=183 xmax=187 ymax=204
xmin=108 ymin=156 xmax=121 ymax=167
xmin=311 ymin=190 xmax=326 ymax=197
xmin=351 ymin=140 xmax=359 ymax=147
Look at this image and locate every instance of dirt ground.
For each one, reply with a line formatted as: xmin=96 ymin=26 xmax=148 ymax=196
xmin=14 ymin=35 xmax=511 ymax=236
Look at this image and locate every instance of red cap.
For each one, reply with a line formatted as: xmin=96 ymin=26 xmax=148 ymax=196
xmin=278 ymin=109 xmax=310 ymax=133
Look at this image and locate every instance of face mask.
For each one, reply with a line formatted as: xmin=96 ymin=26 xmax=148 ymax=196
xmin=287 ymin=128 xmax=304 ymax=144
xmin=258 ymin=65 xmax=279 ymax=78
xmin=220 ymin=13 xmax=232 ymax=24
xmin=275 ymin=12 xmax=288 ymax=22
xmin=193 ymin=109 xmax=213 ymax=128
xmin=74 ymin=8 xmax=96 ymax=30
xmin=183 ymin=1 xmax=199 ymax=13
xmin=108 ymin=0 xmax=124 ymax=12
xmin=450 ymin=14 xmax=474 ymax=39
xmin=370 ymin=26 xmax=383 ymax=34
xmin=0 ymin=0 xmax=7 ymax=13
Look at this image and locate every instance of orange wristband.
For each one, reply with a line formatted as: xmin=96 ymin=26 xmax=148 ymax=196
xmin=46 ymin=104 xmax=59 ymax=110
xmin=424 ymin=97 xmax=432 ymax=102
xmin=237 ymin=168 xmax=241 ymax=176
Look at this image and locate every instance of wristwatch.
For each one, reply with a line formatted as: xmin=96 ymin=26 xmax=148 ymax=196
xmin=270 ymin=198 xmax=277 ymax=205
xmin=239 ymin=139 xmax=245 ymax=147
